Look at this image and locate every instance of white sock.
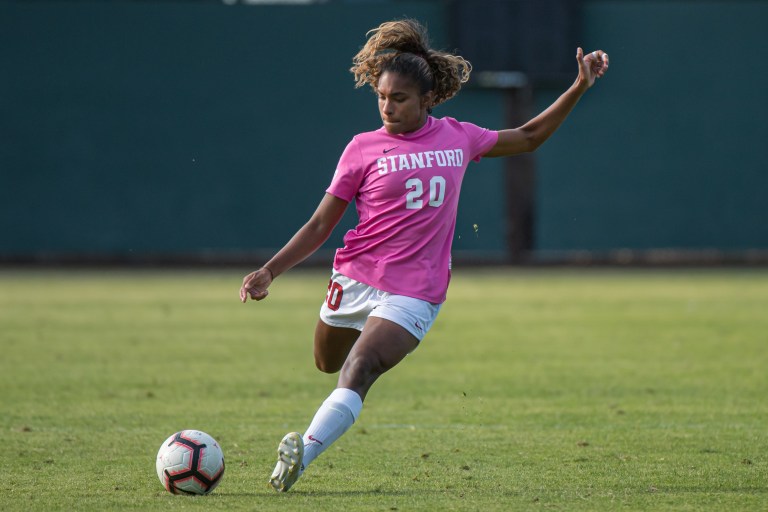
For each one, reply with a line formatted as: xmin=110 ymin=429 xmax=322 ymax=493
xmin=301 ymin=388 xmax=363 ymax=471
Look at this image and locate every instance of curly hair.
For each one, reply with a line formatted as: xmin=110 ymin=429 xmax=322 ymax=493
xmin=350 ymin=19 xmax=472 ymax=109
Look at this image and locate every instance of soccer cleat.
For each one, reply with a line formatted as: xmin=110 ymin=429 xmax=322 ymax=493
xmin=269 ymin=432 xmax=304 ymax=492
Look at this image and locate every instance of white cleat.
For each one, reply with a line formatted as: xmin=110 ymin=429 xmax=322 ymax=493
xmin=269 ymin=432 xmax=304 ymax=492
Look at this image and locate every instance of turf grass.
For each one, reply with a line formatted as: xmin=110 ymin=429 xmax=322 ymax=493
xmin=1 ymin=268 xmax=766 ymax=510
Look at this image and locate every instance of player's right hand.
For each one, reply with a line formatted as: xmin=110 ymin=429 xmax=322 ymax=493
xmin=239 ymin=268 xmax=273 ymax=303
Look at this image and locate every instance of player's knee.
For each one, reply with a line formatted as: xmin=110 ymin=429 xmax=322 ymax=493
xmin=314 ymin=355 xmax=343 ymax=374
xmin=339 ymin=352 xmax=383 ymax=389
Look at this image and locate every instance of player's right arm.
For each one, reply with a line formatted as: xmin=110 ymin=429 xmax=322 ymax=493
xmin=240 ymin=193 xmax=349 ymax=302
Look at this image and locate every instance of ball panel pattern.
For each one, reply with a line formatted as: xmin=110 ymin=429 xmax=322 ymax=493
xmin=156 ymin=430 xmax=225 ymax=495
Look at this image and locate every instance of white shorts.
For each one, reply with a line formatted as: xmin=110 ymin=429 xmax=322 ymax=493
xmin=319 ymin=270 xmax=441 ymax=342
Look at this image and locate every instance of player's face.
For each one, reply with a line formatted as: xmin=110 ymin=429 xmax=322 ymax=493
xmin=377 ymin=71 xmax=432 ymax=135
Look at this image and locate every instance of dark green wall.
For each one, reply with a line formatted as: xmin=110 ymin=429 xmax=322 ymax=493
xmin=0 ymin=1 xmax=505 ymax=260
xmin=2 ymin=0 xmax=766 ymax=262
xmin=534 ymin=0 xmax=768 ymax=256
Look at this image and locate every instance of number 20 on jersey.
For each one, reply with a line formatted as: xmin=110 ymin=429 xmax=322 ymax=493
xmin=405 ymin=176 xmax=446 ymax=209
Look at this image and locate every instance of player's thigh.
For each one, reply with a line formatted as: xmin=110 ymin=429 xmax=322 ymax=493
xmin=313 ymin=319 xmax=360 ymax=373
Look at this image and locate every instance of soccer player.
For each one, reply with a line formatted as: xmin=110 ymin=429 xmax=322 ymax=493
xmin=239 ymin=19 xmax=609 ymax=492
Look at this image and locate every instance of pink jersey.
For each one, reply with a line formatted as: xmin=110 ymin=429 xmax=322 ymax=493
xmin=326 ymin=116 xmax=498 ymax=303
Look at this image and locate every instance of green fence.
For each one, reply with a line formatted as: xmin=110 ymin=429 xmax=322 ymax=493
xmin=0 ymin=1 xmax=505 ymax=262
xmin=1 ymin=1 xmax=765 ymax=263
xmin=534 ymin=0 xmax=768 ymax=257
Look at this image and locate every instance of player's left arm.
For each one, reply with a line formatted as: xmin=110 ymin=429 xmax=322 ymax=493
xmin=484 ymin=48 xmax=609 ymax=158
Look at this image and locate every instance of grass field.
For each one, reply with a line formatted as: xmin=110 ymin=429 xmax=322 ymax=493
xmin=1 ymin=268 xmax=766 ymax=511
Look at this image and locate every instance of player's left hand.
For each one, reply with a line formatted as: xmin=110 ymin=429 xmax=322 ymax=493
xmin=577 ymin=47 xmax=609 ymax=88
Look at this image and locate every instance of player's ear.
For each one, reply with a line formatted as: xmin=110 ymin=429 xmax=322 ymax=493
xmin=421 ymin=90 xmax=435 ymax=110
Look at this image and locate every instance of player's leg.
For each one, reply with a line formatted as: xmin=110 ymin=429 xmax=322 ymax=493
xmin=313 ymin=319 xmax=360 ymax=373
xmin=336 ymin=316 xmax=419 ymax=400
xmin=270 ymin=275 xmax=367 ymax=492
xmin=334 ymin=292 xmax=442 ymax=400
xmin=296 ymin=318 xmax=417 ymax=480
xmin=271 ymin=288 xmax=438 ymax=492
xmin=270 ymin=320 xmax=419 ymax=492
xmin=312 ymin=271 xmax=371 ymax=373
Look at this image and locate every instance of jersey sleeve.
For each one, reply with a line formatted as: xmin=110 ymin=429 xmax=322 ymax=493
xmin=326 ymin=138 xmax=365 ymax=202
xmin=460 ymin=121 xmax=499 ymax=162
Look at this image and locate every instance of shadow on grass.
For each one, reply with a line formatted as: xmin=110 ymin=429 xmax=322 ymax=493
xmin=217 ymin=488 xmax=431 ymax=498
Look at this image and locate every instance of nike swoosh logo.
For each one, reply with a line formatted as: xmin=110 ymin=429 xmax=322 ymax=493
xmin=383 ymin=146 xmax=399 ymax=154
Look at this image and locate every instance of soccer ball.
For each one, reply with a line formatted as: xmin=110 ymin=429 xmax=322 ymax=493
xmin=156 ymin=430 xmax=225 ymax=495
